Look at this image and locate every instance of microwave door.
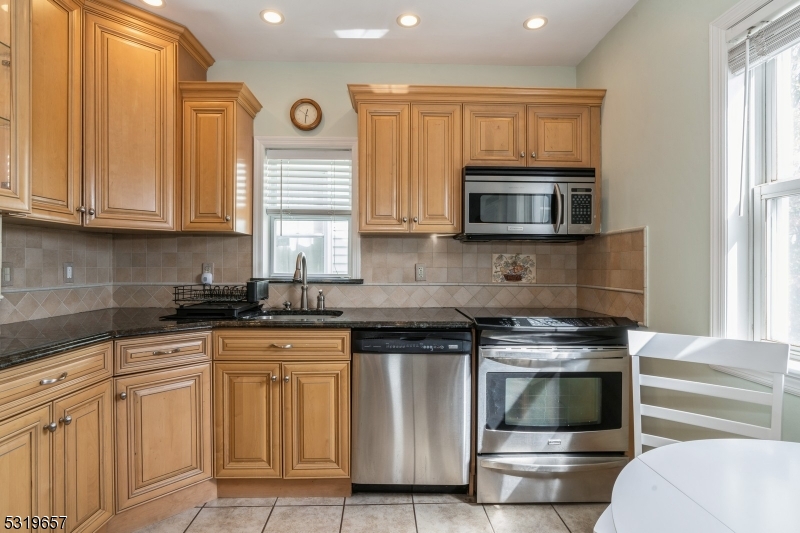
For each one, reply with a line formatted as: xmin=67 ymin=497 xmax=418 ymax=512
xmin=464 ymin=181 xmax=566 ymax=235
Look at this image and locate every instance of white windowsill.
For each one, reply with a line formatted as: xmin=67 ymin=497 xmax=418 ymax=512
xmin=711 ymin=361 xmax=800 ymax=397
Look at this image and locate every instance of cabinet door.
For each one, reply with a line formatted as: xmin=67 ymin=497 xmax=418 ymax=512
xmin=463 ymin=104 xmax=526 ymax=166
xmin=115 ymin=364 xmax=211 ymax=511
xmin=527 ymin=106 xmax=591 ymax=167
xmin=0 ymin=405 xmax=51 ymax=517
xmin=214 ymin=363 xmax=282 ymax=478
xmin=358 ymin=103 xmax=410 ymax=233
xmin=0 ymin=0 xmax=31 ymax=214
xmin=83 ymin=10 xmax=176 ymax=230
xmin=29 ymin=0 xmax=82 ymax=224
xmin=411 ymin=104 xmax=462 ymax=234
xmin=182 ymin=100 xmax=235 ymax=232
xmin=53 ymin=380 xmax=113 ymax=533
xmin=283 ymin=362 xmax=349 ymax=479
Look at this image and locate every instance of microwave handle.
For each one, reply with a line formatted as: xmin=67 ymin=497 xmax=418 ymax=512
xmin=553 ymin=183 xmax=563 ymax=234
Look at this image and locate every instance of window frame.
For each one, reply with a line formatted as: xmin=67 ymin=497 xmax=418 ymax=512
xmin=252 ymin=136 xmax=360 ymax=281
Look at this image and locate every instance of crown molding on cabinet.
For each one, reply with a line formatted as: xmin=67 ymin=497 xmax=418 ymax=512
xmin=347 ymin=85 xmax=607 ymax=110
xmin=84 ymin=0 xmax=215 ymax=69
xmin=179 ymin=82 xmax=263 ymax=118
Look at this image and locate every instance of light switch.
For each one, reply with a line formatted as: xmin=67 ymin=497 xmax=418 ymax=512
xmin=64 ymin=262 xmax=74 ymax=283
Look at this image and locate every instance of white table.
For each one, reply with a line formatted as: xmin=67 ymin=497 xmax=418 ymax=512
xmin=610 ymin=439 xmax=800 ymax=533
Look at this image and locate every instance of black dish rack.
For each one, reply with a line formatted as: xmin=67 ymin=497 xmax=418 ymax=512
xmin=173 ymin=284 xmax=249 ymax=305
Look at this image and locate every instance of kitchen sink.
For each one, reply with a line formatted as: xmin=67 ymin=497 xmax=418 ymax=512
xmin=244 ymin=309 xmax=343 ymax=321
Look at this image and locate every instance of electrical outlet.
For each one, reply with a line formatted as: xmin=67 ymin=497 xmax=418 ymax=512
xmin=415 ymin=263 xmax=426 ymax=281
xmin=202 ymin=263 xmax=214 ymax=275
xmin=1 ymin=262 xmax=12 ymax=287
xmin=63 ymin=262 xmax=74 ymax=284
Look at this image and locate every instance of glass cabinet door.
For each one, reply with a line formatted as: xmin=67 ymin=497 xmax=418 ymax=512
xmin=0 ymin=0 xmax=31 ymax=213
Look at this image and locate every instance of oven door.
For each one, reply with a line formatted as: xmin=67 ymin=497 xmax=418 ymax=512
xmin=464 ymin=181 xmax=566 ymax=236
xmin=478 ymin=347 xmax=629 ymax=454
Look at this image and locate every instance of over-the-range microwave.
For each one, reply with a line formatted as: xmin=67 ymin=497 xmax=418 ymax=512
xmin=456 ymin=166 xmax=597 ymax=242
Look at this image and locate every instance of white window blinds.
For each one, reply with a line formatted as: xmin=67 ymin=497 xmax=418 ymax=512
xmin=265 ymin=149 xmax=352 ymax=214
xmin=729 ymin=3 xmax=800 ymax=73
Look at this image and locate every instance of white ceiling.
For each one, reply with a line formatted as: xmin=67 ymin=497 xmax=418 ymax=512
xmin=137 ymin=0 xmax=638 ymax=66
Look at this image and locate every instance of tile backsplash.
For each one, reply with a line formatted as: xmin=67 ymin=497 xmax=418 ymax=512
xmin=1 ymin=222 xmax=647 ymax=325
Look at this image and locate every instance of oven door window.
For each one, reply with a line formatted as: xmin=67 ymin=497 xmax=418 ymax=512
xmin=468 ymin=193 xmax=557 ymax=225
xmin=485 ymin=372 xmax=622 ymax=432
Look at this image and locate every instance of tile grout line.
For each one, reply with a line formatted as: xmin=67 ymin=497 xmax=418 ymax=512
xmin=181 ymin=506 xmax=203 ymax=533
xmin=338 ymin=503 xmax=345 ymax=533
xmin=482 ymin=504 xmax=498 ymax=533
xmin=551 ymin=504 xmax=573 ymax=533
xmin=412 ymin=501 xmax=419 ymax=533
xmin=259 ymin=501 xmax=277 ymax=533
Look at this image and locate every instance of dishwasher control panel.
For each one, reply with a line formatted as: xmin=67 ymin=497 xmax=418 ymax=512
xmin=353 ymin=330 xmax=471 ymax=354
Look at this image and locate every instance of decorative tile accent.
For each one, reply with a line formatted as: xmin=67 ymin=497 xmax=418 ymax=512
xmin=0 ymin=286 xmax=113 ymax=324
xmin=492 ymin=253 xmax=536 ymax=283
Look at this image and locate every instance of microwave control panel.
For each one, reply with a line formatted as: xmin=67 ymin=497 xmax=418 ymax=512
xmin=570 ymin=189 xmax=593 ymax=225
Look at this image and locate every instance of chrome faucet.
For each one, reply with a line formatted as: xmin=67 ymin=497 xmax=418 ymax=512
xmin=292 ymin=252 xmax=309 ymax=311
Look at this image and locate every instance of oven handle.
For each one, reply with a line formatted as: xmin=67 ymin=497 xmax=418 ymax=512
xmin=480 ymin=457 xmax=628 ymax=475
xmin=483 ymin=354 xmax=627 ymax=368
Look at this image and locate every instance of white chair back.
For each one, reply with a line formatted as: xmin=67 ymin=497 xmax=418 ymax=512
xmin=629 ymin=330 xmax=789 ymax=456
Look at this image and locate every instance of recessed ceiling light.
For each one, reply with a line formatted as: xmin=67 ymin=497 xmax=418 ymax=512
xmin=397 ymin=14 xmax=420 ymax=28
xmin=524 ymin=17 xmax=548 ymax=30
xmin=142 ymin=0 xmax=164 ymax=7
xmin=261 ymin=9 xmax=284 ymax=24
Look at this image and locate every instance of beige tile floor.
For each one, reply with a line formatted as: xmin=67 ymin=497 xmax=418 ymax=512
xmin=133 ymin=495 xmax=607 ymax=533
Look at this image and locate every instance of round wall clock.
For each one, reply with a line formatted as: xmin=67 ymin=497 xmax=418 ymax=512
xmin=290 ymin=98 xmax=322 ymax=131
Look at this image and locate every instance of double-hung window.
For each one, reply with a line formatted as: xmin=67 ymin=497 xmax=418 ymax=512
xmin=727 ymin=5 xmax=800 ymax=360
xmin=262 ymin=148 xmax=354 ymax=279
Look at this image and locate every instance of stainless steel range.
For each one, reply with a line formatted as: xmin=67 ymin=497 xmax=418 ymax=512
xmin=465 ymin=309 xmax=637 ymax=504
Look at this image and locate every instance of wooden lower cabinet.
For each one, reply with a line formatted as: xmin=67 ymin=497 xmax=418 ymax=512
xmin=0 ymin=405 xmax=52 ymax=517
xmin=53 ymin=380 xmax=113 ymax=532
xmin=283 ymin=362 xmax=350 ymax=479
xmin=115 ymin=363 xmax=212 ymax=511
xmin=214 ymin=363 xmax=282 ymax=478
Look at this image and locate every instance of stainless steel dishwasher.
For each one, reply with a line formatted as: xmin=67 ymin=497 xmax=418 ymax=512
xmin=352 ymin=329 xmax=472 ymax=489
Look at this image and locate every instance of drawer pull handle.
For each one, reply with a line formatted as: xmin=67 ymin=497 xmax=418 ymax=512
xmin=60 ymin=415 xmax=72 ymax=425
xmin=152 ymin=348 xmax=182 ymax=356
xmin=40 ymin=372 xmax=68 ymax=386
xmin=272 ymin=344 xmax=293 ymax=349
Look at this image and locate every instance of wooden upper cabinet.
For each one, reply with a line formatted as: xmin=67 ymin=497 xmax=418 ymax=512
xmin=0 ymin=0 xmax=31 ymax=214
xmin=180 ymin=82 xmax=262 ymax=234
xmin=28 ymin=0 xmax=82 ymax=224
xmin=83 ymin=11 xmax=176 ymax=230
xmin=0 ymin=404 xmax=51 ymax=517
xmin=214 ymin=362 xmax=282 ymax=478
xmin=411 ymin=104 xmax=462 ymax=234
xmin=283 ymin=362 xmax=350 ymax=479
xmin=53 ymin=380 xmax=113 ymax=533
xmin=358 ymin=103 xmax=410 ymax=233
xmin=527 ymin=105 xmax=591 ymax=167
xmin=463 ymin=104 xmax=526 ymax=167
xmin=114 ymin=363 xmax=212 ymax=511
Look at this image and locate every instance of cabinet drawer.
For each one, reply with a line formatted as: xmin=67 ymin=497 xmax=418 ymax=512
xmin=214 ymin=330 xmax=351 ymax=361
xmin=0 ymin=343 xmax=113 ymax=420
xmin=115 ymin=331 xmax=212 ymax=375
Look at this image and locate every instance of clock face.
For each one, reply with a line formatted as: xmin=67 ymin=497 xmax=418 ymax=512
xmin=290 ymin=99 xmax=322 ymax=130
xmin=294 ymin=103 xmax=318 ymax=126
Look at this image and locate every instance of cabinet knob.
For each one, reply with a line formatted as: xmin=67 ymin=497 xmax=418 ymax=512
xmin=76 ymin=206 xmax=86 ymax=213
xmin=88 ymin=208 xmax=96 ymax=216
xmin=531 ymin=152 xmax=536 ymax=159
xmin=119 ymin=392 xmax=127 ymax=400
xmin=45 ymin=422 xmax=57 ymax=433
xmin=413 ymin=217 xmax=418 ymax=223
xmin=60 ymin=415 xmax=72 ymax=425
xmin=272 ymin=375 xmax=278 ymax=382
xmin=402 ymin=217 xmax=408 ymax=223
xmin=225 ymin=215 xmax=231 ymax=221
xmin=284 ymin=376 xmax=290 ymax=383
xmin=520 ymin=151 xmax=525 ymax=158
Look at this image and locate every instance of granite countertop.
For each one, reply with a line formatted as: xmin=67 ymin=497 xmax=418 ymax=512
xmin=0 ymin=307 xmax=474 ymax=371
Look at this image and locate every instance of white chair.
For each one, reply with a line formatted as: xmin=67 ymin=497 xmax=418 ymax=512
xmin=594 ymin=331 xmax=789 ymax=533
